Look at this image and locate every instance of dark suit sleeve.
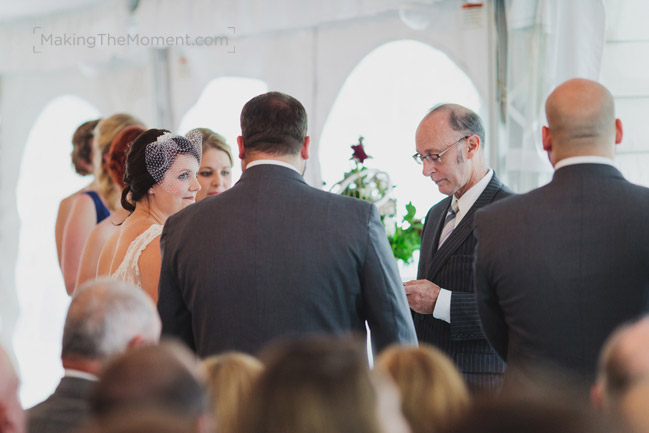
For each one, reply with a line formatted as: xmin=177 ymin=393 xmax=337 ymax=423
xmin=449 ymin=292 xmax=485 ymax=340
xmin=157 ymin=222 xmax=196 ymax=352
xmin=473 ymin=210 xmax=508 ymax=360
xmin=361 ymin=205 xmax=418 ymax=353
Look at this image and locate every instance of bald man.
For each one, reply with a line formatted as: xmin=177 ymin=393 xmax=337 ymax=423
xmin=474 ymin=78 xmax=649 ymax=388
xmin=28 ymin=278 xmax=161 ymax=433
xmin=591 ymin=317 xmax=649 ymax=414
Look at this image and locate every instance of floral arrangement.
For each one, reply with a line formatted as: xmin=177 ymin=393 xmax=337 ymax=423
xmin=331 ymin=137 xmax=423 ymax=264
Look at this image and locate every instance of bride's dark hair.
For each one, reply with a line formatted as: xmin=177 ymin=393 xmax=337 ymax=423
xmin=121 ymin=128 xmax=202 ymax=212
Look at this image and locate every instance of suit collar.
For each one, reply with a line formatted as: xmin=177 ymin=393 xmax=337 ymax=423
xmin=426 ymin=174 xmax=505 ymax=279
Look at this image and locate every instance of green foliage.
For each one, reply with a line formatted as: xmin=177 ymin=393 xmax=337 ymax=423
xmin=386 ymin=202 xmax=423 ymax=264
xmin=337 ymin=138 xmax=422 ymax=264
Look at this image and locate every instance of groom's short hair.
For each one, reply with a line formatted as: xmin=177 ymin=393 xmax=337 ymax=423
xmin=240 ymin=91 xmax=307 ymax=156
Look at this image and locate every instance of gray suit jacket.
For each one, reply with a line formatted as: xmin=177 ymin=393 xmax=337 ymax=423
xmin=158 ymin=164 xmax=417 ymax=357
xmin=414 ymin=173 xmax=512 ymax=392
xmin=27 ymin=376 xmax=94 ymax=433
xmin=475 ymin=163 xmax=649 ymax=383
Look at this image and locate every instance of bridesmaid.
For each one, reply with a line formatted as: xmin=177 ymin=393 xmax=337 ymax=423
xmin=60 ymin=113 xmax=142 ymax=294
xmin=74 ymin=125 xmax=146 ymax=292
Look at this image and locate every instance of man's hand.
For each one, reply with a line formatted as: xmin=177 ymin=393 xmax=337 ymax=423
xmin=403 ymin=279 xmax=441 ymax=314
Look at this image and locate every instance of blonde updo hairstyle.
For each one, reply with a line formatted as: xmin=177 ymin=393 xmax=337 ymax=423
xmin=192 ymin=128 xmax=233 ymax=166
xmin=94 ymin=113 xmax=144 ymax=211
xmin=375 ymin=344 xmax=470 ymax=433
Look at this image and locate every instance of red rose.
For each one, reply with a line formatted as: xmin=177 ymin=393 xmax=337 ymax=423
xmin=351 ymin=144 xmax=369 ymax=163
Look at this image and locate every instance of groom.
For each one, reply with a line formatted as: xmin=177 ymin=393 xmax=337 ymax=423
xmin=158 ymin=91 xmax=417 ymax=357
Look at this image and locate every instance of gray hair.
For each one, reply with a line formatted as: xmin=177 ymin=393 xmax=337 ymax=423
xmin=429 ymin=103 xmax=485 ymax=144
xmin=61 ymin=278 xmax=161 ymax=362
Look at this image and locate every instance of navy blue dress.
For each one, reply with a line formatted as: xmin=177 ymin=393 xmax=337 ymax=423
xmin=84 ymin=191 xmax=110 ymax=223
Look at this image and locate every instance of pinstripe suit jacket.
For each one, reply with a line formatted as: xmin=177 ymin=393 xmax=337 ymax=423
xmin=414 ymin=173 xmax=512 ymax=386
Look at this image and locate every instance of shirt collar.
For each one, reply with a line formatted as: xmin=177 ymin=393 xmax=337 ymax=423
xmin=246 ymin=159 xmax=301 ymax=174
xmin=454 ymin=169 xmax=493 ymax=224
xmin=554 ymin=156 xmax=616 ymax=171
xmin=64 ymin=369 xmax=99 ymax=381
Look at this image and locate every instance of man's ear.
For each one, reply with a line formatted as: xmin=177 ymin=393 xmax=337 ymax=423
xmin=126 ymin=335 xmax=145 ymax=350
xmin=542 ymin=126 xmax=552 ymax=152
xmin=591 ymin=382 xmax=605 ymax=411
xmin=300 ymin=136 xmax=310 ymax=160
xmin=615 ymin=118 xmax=623 ymax=145
xmin=237 ymin=136 xmax=245 ymax=159
xmin=466 ymin=134 xmax=480 ymax=159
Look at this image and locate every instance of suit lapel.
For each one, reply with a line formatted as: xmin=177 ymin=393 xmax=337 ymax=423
xmin=425 ymin=175 xmax=504 ymax=280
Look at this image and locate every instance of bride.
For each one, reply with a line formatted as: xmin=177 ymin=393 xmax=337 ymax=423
xmin=97 ymin=129 xmax=201 ymax=301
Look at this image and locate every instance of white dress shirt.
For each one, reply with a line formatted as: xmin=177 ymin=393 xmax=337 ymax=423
xmin=246 ymin=159 xmax=301 ymax=173
xmin=64 ymin=369 xmax=99 ymax=381
xmin=554 ymin=155 xmax=616 ymax=170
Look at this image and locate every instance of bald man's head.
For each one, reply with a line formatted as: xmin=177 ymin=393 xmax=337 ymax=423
xmin=592 ymin=317 xmax=649 ymax=412
xmin=543 ymin=79 xmax=622 ymax=164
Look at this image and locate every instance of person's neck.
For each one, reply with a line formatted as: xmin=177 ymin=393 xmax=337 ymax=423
xmin=454 ymin=164 xmax=489 ymax=199
xmin=62 ymin=357 xmax=104 ymax=377
xmin=132 ymin=200 xmax=167 ymax=225
xmin=243 ymin=152 xmax=302 ymax=172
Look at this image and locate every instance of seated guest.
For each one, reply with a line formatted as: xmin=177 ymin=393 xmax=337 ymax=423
xmin=89 ymin=342 xmax=210 ymax=433
xmin=85 ymin=410 xmax=199 ymax=433
xmin=75 ymin=125 xmax=146 ymax=291
xmin=188 ymin=128 xmax=233 ymax=201
xmin=616 ymin=376 xmax=649 ymax=433
xmin=591 ymin=316 xmax=649 ymax=428
xmin=61 ymin=114 xmax=143 ymax=295
xmin=241 ymin=336 xmax=408 ymax=433
xmin=202 ymin=353 xmax=263 ymax=433
xmin=97 ymin=129 xmax=201 ymax=301
xmin=55 ymin=119 xmax=101 ymax=269
xmin=0 ymin=345 xmax=25 ymax=433
xmin=441 ymin=395 xmax=608 ymax=433
xmin=376 ymin=344 xmax=470 ymax=433
xmin=27 ymin=278 xmax=160 ymax=433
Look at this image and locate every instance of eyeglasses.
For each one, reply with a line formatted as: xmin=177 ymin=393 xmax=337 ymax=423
xmin=412 ymin=135 xmax=470 ymax=164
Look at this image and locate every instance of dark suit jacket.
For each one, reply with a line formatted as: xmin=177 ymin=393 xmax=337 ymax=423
xmin=475 ymin=163 xmax=649 ymax=384
xmin=414 ymin=173 xmax=512 ymax=385
xmin=158 ymin=164 xmax=417 ymax=357
xmin=27 ymin=376 xmax=94 ymax=433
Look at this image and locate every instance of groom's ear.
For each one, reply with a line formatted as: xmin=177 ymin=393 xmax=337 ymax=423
xmin=237 ymin=136 xmax=245 ymax=160
xmin=300 ymin=136 xmax=310 ymax=160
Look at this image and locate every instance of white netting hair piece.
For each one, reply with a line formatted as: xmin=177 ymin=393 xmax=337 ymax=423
xmin=145 ymin=131 xmax=202 ymax=183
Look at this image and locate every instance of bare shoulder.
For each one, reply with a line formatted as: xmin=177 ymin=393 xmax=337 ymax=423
xmin=97 ymin=227 xmax=122 ymax=275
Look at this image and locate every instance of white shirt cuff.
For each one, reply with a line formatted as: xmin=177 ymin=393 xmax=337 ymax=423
xmin=432 ymin=288 xmax=452 ymax=323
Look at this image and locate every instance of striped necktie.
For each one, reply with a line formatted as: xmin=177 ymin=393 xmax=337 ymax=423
xmin=438 ymin=200 xmax=459 ymax=249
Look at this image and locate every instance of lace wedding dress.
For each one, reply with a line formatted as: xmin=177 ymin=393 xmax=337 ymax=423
xmin=111 ymin=224 xmax=163 ymax=287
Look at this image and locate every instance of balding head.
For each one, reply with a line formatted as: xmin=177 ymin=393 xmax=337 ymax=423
xmin=415 ymin=103 xmax=489 ymax=198
xmin=62 ymin=278 xmax=161 ymax=372
xmin=0 ymin=346 xmax=25 ymax=433
xmin=592 ymin=316 xmax=649 ymax=412
xmin=543 ymin=78 xmax=623 ymax=165
xmin=90 ymin=341 xmax=208 ymax=424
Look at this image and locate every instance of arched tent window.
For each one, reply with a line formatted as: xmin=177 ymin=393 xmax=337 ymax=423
xmin=319 ymin=40 xmax=481 ymax=277
xmin=177 ymin=77 xmax=269 ymax=185
xmin=15 ymin=96 xmax=101 ymax=406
